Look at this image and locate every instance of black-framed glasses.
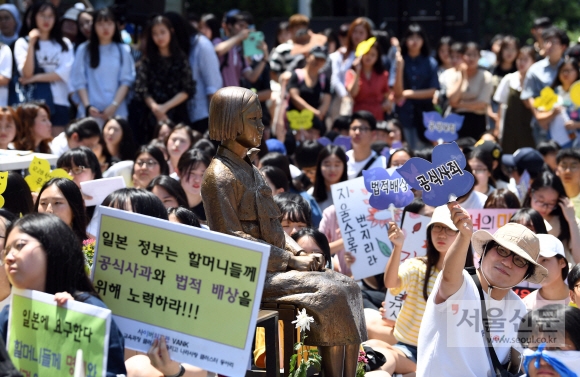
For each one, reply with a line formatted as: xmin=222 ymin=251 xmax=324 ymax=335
xmin=494 ymin=244 xmax=529 ymax=268
xmin=135 ymin=160 xmax=158 ymax=169
xmin=64 ymin=166 xmax=87 ymax=175
xmin=431 ymin=224 xmax=458 ymax=236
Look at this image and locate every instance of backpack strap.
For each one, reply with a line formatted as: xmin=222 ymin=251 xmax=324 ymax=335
xmin=467 ymin=268 xmax=509 ymax=374
xmin=356 ymin=155 xmax=378 ymax=178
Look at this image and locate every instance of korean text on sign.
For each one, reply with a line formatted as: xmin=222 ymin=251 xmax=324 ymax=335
xmin=7 ymin=288 xmax=110 ymax=377
xmin=92 ymin=207 xmax=270 ymax=377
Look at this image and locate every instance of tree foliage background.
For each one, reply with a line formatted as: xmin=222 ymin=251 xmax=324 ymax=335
xmin=478 ymin=0 xmax=580 ymax=44
xmin=184 ymin=0 xmax=580 ymax=45
xmin=184 ymin=0 xmax=295 ymax=26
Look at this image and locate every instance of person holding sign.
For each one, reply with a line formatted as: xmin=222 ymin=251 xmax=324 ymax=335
xmin=202 ymin=87 xmax=366 ymax=377
xmin=379 ymin=205 xmax=469 ymax=375
xmin=0 ymin=213 xmax=127 ymax=376
xmin=416 ymin=204 xmax=548 ymax=377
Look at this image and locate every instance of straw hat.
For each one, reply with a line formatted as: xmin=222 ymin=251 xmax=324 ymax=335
xmin=472 ymin=223 xmax=548 ymax=284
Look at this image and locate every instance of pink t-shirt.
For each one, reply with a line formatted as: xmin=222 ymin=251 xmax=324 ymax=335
xmin=522 ymin=289 xmax=571 ymax=311
xmin=319 ymin=205 xmax=351 ymax=276
xmin=345 ymin=69 xmax=389 ymax=121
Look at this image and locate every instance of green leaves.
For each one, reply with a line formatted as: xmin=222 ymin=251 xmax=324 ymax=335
xmin=288 ymin=339 xmax=321 ymax=377
xmin=376 ymin=238 xmax=392 ymax=257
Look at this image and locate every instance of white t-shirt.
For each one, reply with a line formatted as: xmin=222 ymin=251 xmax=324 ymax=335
xmin=345 ymin=150 xmax=387 ymax=180
xmin=49 ymin=131 xmax=69 ymax=156
xmin=14 ymin=37 xmax=74 ymax=106
xmin=522 ymin=289 xmax=570 ymax=311
xmin=459 ymin=190 xmax=487 ymax=209
xmin=0 ymin=44 xmax=12 ymax=106
xmin=417 ymin=270 xmax=526 ymax=377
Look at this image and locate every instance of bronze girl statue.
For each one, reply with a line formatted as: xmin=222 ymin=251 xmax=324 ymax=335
xmin=201 ymin=87 xmax=366 ymax=377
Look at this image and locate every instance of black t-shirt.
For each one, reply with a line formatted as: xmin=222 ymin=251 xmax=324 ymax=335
xmin=191 ymin=201 xmax=206 ymax=221
xmin=287 ymin=69 xmax=331 ymax=111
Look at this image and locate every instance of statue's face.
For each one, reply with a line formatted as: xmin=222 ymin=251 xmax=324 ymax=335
xmin=236 ymin=97 xmax=264 ymax=149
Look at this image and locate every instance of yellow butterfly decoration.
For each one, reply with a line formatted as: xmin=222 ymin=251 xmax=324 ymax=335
xmin=287 ymin=110 xmax=314 ymax=130
xmin=0 ymin=171 xmax=7 ymax=208
xmin=533 ymin=87 xmax=558 ymax=111
xmin=569 ymin=81 xmax=580 ymax=107
xmin=25 ymin=156 xmax=72 ymax=193
xmin=355 ymin=37 xmax=377 ymax=57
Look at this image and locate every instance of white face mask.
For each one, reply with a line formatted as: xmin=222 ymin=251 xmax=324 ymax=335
xmin=522 ymin=345 xmax=580 ymax=377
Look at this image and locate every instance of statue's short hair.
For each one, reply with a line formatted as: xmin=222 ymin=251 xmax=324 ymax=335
xmin=209 ymin=87 xmax=257 ymax=141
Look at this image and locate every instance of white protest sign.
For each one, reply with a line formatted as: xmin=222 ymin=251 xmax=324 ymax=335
xmin=383 ymin=212 xmax=431 ymax=320
xmin=468 ymin=208 xmax=518 ymax=233
xmin=81 ymin=176 xmax=126 ymax=207
xmin=91 ymin=206 xmax=270 ymax=377
xmin=331 ymin=177 xmax=403 ymax=280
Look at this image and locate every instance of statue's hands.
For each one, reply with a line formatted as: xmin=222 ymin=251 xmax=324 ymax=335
xmin=288 ymin=253 xmax=325 ymax=272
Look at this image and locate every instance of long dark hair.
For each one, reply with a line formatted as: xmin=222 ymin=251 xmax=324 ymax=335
xmin=312 ymin=145 xmax=348 ymax=203
xmin=366 ymin=41 xmax=385 ymax=74
xmin=510 ymin=208 xmax=548 ymax=234
xmin=400 ymin=23 xmax=430 ymax=57
xmin=421 ymin=224 xmax=473 ymax=301
xmin=6 ymin=213 xmax=97 ymax=297
xmin=496 ymin=35 xmax=519 ymax=70
xmin=132 ymin=145 xmax=170 ymax=176
xmin=146 ymin=175 xmax=189 ymax=208
xmin=88 ymin=8 xmax=122 ymax=68
xmin=291 ymin=228 xmax=332 ymax=269
xmin=29 ymin=2 xmax=69 ymax=52
xmin=105 ymin=116 xmax=136 ymax=161
xmin=551 ymin=56 xmax=580 ymax=89
xmin=164 ymin=12 xmax=197 ymax=56
xmin=35 ymin=178 xmax=87 ymax=242
xmin=3 ymin=172 xmax=34 ymax=217
xmin=145 ymin=15 xmax=185 ymax=62
xmin=102 ymin=188 xmax=169 ymax=220
xmin=201 ymin=13 xmax=221 ymax=41
xmin=523 ymin=171 xmax=570 ymax=244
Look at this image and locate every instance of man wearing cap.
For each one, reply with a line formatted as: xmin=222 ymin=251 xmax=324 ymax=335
xmin=416 ymin=202 xmax=548 ymax=377
xmin=522 ymin=234 xmax=570 ymax=311
xmin=501 ymin=147 xmax=546 ymax=202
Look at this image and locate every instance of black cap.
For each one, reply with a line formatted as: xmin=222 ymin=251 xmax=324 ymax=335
xmin=502 ymin=147 xmax=544 ymax=175
xmin=309 ymin=45 xmax=328 ymax=60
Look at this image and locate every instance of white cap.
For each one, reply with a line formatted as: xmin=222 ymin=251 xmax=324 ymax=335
xmin=537 ymin=234 xmax=565 ymax=258
xmin=427 ymin=205 xmax=458 ymax=231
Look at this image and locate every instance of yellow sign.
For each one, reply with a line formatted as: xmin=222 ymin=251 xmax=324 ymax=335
xmin=570 ymin=81 xmax=580 ymax=107
xmin=533 ymin=86 xmax=558 ymax=111
xmin=287 ymin=109 xmax=314 ymax=130
xmin=93 ymin=213 xmax=266 ymax=349
xmin=25 ymin=157 xmax=72 ymax=192
xmin=8 ymin=289 xmax=110 ymax=377
xmin=355 ymin=37 xmax=377 ymax=57
xmin=0 ymin=171 xmax=7 ymax=208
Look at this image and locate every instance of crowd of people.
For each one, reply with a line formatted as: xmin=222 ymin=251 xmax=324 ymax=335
xmin=1 ymin=1 xmax=580 ymax=376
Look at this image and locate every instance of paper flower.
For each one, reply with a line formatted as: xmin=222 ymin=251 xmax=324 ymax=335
xmin=0 ymin=171 xmax=7 ymax=208
xmin=287 ymin=109 xmax=314 ymax=130
xmin=355 ymin=37 xmax=377 ymax=57
xmin=25 ymin=156 xmax=72 ymax=192
xmin=363 ymin=167 xmax=414 ymax=210
xmin=292 ymin=308 xmax=315 ymax=331
xmin=333 ymin=135 xmax=352 ymax=151
xmin=533 ymin=87 xmax=558 ymax=111
xmin=423 ymin=111 xmax=464 ymax=142
xmin=398 ymin=142 xmax=474 ymax=207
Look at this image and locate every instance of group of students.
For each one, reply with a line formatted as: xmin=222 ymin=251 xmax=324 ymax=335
xmin=2 ymin=3 xmax=580 ymax=377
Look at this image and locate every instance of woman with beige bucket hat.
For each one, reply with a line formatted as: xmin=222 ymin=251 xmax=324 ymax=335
xmin=416 ymin=201 xmax=549 ymax=377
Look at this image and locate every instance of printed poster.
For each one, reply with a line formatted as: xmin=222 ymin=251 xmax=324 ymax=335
xmin=331 ymin=177 xmax=403 ymax=280
xmin=383 ymin=212 xmax=431 ymax=320
xmin=91 ymin=207 xmax=270 ymax=377
xmin=7 ymin=288 xmax=111 ymax=377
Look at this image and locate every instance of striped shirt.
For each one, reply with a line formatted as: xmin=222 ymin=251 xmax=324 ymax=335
xmin=269 ymin=41 xmax=298 ymax=75
xmin=390 ymin=257 xmax=440 ymax=346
